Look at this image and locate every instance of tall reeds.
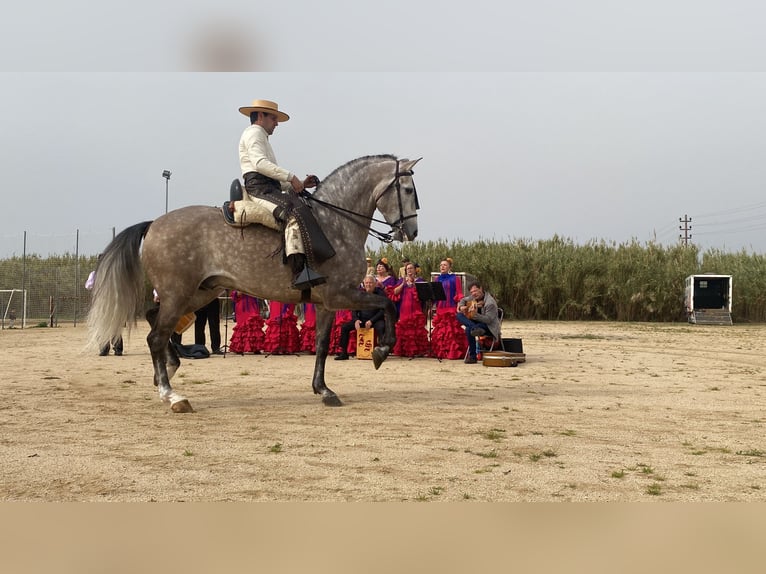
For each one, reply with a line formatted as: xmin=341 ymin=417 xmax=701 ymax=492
xmin=373 ymin=237 xmax=765 ymax=322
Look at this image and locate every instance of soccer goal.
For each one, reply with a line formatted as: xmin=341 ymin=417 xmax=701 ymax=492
xmin=1 ymin=289 xmax=27 ymax=329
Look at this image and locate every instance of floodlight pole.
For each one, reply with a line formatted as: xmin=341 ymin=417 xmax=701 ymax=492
xmin=162 ymin=170 xmax=172 ymax=214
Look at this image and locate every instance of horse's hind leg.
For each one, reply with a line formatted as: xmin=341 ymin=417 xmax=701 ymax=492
xmin=145 ymin=306 xmax=193 ymax=413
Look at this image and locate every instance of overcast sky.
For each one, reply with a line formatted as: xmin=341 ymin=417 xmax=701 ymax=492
xmin=2 ymin=2 xmax=766 ymax=258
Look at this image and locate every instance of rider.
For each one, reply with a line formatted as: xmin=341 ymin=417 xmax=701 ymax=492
xmin=225 ymin=99 xmax=326 ymax=290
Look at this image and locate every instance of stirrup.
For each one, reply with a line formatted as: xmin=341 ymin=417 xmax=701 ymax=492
xmin=292 ymin=266 xmax=326 ymax=290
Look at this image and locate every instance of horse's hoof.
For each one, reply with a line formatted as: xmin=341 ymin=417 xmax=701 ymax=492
xmin=372 ymin=346 xmax=389 ymax=370
xmin=171 ymin=399 xmax=195 ymax=413
xmin=322 ymin=394 xmax=343 ymax=407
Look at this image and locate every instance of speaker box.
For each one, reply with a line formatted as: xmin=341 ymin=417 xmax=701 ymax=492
xmin=502 ymin=338 xmax=523 ymax=353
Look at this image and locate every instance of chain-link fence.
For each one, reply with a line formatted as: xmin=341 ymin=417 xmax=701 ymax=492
xmin=0 ymin=255 xmax=98 ymax=328
xmin=1 ymin=229 xmax=120 ymax=329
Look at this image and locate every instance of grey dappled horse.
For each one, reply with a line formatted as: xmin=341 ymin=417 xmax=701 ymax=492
xmin=87 ymin=155 xmax=421 ymax=412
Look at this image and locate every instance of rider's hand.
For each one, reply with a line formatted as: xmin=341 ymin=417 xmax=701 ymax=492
xmin=303 ymin=175 xmax=320 ymax=188
xmin=290 ymin=175 xmax=304 ymax=193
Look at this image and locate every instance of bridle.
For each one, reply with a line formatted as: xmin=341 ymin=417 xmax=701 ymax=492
xmin=303 ymin=159 xmax=419 ymax=243
xmin=376 ymin=159 xmax=420 ymax=235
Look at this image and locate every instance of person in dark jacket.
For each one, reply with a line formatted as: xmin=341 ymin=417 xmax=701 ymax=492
xmin=335 ymin=275 xmax=386 ymax=360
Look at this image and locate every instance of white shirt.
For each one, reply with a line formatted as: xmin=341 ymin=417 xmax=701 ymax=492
xmin=238 ymin=124 xmax=292 ymax=191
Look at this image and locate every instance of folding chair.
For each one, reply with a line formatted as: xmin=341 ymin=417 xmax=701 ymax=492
xmin=464 ymin=307 xmax=505 ymax=360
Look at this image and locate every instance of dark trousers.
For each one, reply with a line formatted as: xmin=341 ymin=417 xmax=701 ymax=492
xmin=195 ymin=299 xmax=221 ymax=352
xmin=456 ymin=313 xmax=489 ymax=358
xmin=338 ymin=318 xmax=385 ymax=354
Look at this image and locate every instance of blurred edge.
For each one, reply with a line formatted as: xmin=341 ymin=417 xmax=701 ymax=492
xmin=1 ymin=503 xmax=765 ymax=573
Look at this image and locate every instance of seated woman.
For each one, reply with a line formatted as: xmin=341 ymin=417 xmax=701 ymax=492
xmin=391 ymin=262 xmax=430 ymax=357
xmin=430 ymin=258 xmax=468 ymax=359
xmin=228 ymin=290 xmax=265 ymax=354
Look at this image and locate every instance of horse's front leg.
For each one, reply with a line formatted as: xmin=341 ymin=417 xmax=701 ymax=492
xmin=313 ymin=309 xmax=342 ymax=406
xmin=372 ymin=298 xmax=397 ymax=370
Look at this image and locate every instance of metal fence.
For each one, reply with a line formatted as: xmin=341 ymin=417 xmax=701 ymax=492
xmin=0 ymin=257 xmax=97 ymax=328
xmin=0 ymin=228 xmax=119 ymax=328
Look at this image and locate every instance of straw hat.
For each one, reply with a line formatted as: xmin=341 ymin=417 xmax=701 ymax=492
xmin=238 ymin=99 xmax=290 ymax=122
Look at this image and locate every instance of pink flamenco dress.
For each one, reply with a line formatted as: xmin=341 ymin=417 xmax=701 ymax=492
xmin=299 ymin=303 xmax=317 ymax=353
xmin=392 ymin=278 xmax=431 ymax=357
xmin=228 ymin=291 xmax=265 ymax=354
xmin=329 ymin=309 xmax=355 ymax=356
xmin=263 ymin=301 xmax=301 ymax=354
xmin=430 ymin=272 xmax=468 ymax=360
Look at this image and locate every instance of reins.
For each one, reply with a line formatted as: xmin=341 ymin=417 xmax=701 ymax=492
xmin=302 ymin=159 xmax=418 ymax=244
xmin=304 ymin=193 xmax=396 ymax=243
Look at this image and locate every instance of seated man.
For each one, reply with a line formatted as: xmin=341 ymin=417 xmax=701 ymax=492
xmin=335 ymin=275 xmax=387 ymax=360
xmin=456 ymin=281 xmax=501 ymax=364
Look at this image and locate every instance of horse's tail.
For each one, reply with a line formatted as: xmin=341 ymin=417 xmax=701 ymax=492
xmin=86 ymin=221 xmax=153 ymax=352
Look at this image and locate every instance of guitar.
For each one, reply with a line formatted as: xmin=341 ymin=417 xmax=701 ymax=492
xmin=465 ymin=300 xmax=479 ymax=319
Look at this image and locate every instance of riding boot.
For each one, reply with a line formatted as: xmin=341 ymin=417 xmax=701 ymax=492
xmin=222 ymin=201 xmax=236 ymax=224
xmin=287 ymin=253 xmax=326 ymax=290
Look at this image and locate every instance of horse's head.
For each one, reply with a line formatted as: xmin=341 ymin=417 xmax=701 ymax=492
xmin=374 ymin=157 xmax=422 ymax=242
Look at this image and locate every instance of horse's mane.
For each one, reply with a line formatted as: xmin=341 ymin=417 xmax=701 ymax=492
xmin=320 ymin=154 xmax=398 ymax=188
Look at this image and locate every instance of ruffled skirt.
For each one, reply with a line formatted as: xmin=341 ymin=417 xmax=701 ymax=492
xmin=263 ymin=316 xmax=301 ymax=354
xmin=430 ymin=310 xmax=468 ymax=359
xmin=228 ymin=315 xmax=265 ymax=354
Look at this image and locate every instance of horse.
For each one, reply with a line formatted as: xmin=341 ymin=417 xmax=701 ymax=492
xmin=87 ymin=154 xmax=421 ymax=412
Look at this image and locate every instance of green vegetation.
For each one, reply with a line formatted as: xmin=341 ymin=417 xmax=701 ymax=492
xmin=372 ymin=237 xmax=766 ymax=322
xmin=4 ymin=236 xmax=766 ymax=324
xmin=646 ymin=483 xmax=663 ymax=496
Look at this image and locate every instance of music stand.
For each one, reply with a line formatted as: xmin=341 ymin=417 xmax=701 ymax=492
xmin=415 ymin=281 xmax=446 ymax=361
xmin=219 ymin=291 xmax=231 ymax=357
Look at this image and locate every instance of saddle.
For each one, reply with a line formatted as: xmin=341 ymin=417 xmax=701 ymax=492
xmin=223 ymin=178 xmax=336 ymax=264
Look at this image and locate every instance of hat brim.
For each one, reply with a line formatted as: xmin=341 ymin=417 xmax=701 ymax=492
xmin=238 ymin=106 xmax=290 ymax=122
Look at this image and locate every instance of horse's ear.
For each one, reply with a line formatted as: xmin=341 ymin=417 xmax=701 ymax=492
xmin=401 ymin=157 xmax=422 ymax=172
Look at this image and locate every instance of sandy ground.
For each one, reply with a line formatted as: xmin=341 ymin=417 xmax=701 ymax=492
xmin=1 ymin=319 xmax=764 ymax=501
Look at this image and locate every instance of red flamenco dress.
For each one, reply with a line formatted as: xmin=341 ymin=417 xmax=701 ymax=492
xmin=299 ymin=303 xmax=317 ymax=353
xmin=263 ymin=301 xmax=301 ymax=354
xmin=329 ymin=309 xmax=356 ymax=355
xmin=392 ymin=278 xmax=431 ymax=357
xmin=228 ymin=291 xmax=265 ymax=354
xmin=430 ymin=272 xmax=467 ymax=359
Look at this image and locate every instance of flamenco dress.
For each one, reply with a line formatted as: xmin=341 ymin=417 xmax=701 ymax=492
xmin=228 ymin=291 xmax=265 ymax=354
xmin=299 ymin=303 xmax=317 ymax=353
xmin=430 ymin=272 xmax=468 ymax=359
xmin=263 ymin=301 xmax=301 ymax=354
xmin=392 ymin=278 xmax=430 ymax=357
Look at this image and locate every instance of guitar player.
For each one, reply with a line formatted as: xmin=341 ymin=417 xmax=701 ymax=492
xmin=456 ymin=282 xmax=501 ymax=364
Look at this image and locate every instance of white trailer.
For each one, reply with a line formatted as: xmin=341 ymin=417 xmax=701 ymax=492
xmin=684 ymin=274 xmax=732 ymax=325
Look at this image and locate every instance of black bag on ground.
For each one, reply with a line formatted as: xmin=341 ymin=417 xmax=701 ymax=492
xmin=173 ymin=342 xmax=210 ymax=359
